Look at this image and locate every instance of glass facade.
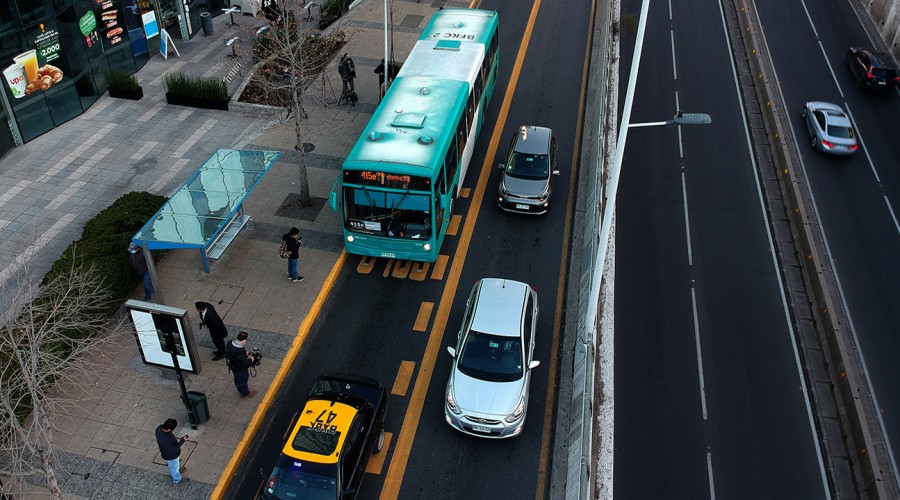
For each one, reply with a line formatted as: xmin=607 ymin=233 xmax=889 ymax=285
xmin=0 ymin=0 xmax=149 ymax=158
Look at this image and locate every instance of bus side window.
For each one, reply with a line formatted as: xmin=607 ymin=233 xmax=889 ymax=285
xmin=445 ymin=143 xmax=458 ymax=188
xmin=456 ymin=119 xmax=466 ymax=160
xmin=474 ymin=71 xmax=483 ymax=104
xmin=466 ymin=93 xmax=475 ymax=129
xmin=437 ymin=165 xmax=447 ymax=195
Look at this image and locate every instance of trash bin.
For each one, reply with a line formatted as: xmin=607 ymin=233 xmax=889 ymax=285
xmin=200 ymin=12 xmax=213 ymax=36
xmin=187 ymin=391 xmax=209 ymax=423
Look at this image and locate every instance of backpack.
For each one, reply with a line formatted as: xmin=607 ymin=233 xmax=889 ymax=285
xmin=279 ymin=238 xmax=290 ymax=258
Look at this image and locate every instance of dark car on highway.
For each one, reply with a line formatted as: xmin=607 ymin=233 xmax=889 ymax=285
xmin=846 ymin=47 xmax=899 ymax=91
xmin=497 ymin=125 xmax=559 ymax=215
xmin=259 ymin=372 xmax=387 ymax=500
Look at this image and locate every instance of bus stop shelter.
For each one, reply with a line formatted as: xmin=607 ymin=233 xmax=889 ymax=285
xmin=132 ymin=148 xmax=280 ymax=274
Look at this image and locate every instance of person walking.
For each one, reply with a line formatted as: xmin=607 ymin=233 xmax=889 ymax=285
xmin=282 ymin=227 xmax=303 ymax=282
xmin=127 ymin=242 xmax=153 ymax=302
xmin=155 ymin=419 xmax=189 ymax=486
xmin=195 ymin=301 xmax=228 ymax=360
xmin=225 ymin=331 xmax=258 ymax=398
xmin=374 ymin=58 xmax=386 ymax=102
xmin=338 ymin=53 xmax=356 ymax=97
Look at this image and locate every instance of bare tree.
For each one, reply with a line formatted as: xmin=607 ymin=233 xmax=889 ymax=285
xmin=0 ymin=258 xmax=125 ymax=499
xmin=241 ymin=0 xmax=350 ymax=207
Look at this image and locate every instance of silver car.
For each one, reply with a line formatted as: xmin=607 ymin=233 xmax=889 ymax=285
xmin=497 ymin=126 xmax=559 ymax=214
xmin=801 ymin=101 xmax=858 ymax=155
xmin=444 ymin=278 xmax=539 ymax=438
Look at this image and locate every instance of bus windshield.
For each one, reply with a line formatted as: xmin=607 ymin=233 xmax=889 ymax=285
xmin=344 ymin=187 xmax=432 ymax=240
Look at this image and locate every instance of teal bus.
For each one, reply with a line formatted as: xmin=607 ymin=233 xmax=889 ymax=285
xmin=329 ymin=8 xmax=500 ymax=262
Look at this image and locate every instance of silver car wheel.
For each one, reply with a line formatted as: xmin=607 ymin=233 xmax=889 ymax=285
xmin=375 ymin=428 xmax=385 ymax=453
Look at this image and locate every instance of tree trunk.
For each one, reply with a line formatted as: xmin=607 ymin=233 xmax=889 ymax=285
xmin=292 ymin=77 xmax=313 ymax=207
xmin=37 ymin=404 xmax=62 ymax=500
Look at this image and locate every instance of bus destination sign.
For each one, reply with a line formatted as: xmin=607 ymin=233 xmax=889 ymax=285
xmin=345 ymin=170 xmax=431 ymax=191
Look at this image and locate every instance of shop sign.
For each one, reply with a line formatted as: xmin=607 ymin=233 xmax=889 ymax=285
xmin=79 ymin=12 xmax=97 ymax=36
xmin=142 ymin=11 xmax=159 ymax=39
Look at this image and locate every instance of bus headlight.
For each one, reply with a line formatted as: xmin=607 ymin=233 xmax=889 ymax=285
xmin=346 ymin=235 xmax=355 ymax=243
xmin=424 ymin=243 xmax=431 ymax=251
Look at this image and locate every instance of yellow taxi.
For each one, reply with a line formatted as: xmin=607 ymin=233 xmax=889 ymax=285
xmin=260 ymin=372 xmax=387 ymax=499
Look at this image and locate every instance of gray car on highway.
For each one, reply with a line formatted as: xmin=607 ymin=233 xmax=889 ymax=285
xmin=801 ymin=101 xmax=858 ymax=156
xmin=444 ymin=278 xmax=540 ymax=438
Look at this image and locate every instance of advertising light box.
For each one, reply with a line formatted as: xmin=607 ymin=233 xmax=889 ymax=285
xmin=125 ymin=300 xmax=202 ymax=374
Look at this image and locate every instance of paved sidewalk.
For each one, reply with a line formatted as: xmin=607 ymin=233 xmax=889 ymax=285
xmin=1 ymin=0 xmax=469 ymax=498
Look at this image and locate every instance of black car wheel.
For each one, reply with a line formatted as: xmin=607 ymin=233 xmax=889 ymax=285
xmin=811 ymin=136 xmax=818 ymax=149
xmin=855 ymin=75 xmax=865 ymax=89
xmin=375 ymin=428 xmax=385 ymax=453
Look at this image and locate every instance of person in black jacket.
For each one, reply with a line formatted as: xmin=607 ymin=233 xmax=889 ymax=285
xmin=127 ymin=242 xmax=153 ymax=302
xmin=225 ymin=331 xmax=258 ymax=398
xmin=155 ymin=419 xmax=189 ymax=486
xmin=282 ymin=227 xmax=303 ymax=282
xmin=195 ymin=301 xmax=228 ymax=360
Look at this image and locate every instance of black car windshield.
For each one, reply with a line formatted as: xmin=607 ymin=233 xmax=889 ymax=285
xmin=457 ymin=330 xmax=524 ymax=382
xmin=263 ymin=456 xmax=337 ymax=500
xmin=505 ymin=151 xmax=549 ymax=180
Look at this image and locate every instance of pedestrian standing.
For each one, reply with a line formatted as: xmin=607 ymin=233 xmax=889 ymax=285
xmin=282 ymin=227 xmax=303 ymax=282
xmin=195 ymin=301 xmax=228 ymax=360
xmin=155 ymin=419 xmax=189 ymax=486
xmin=127 ymin=242 xmax=153 ymax=302
xmin=225 ymin=331 xmax=258 ymax=398
xmin=338 ymin=53 xmax=356 ymax=94
xmin=374 ymin=58 xmax=386 ymax=102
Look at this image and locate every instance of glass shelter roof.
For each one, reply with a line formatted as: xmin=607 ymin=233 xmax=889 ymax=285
xmin=133 ymin=149 xmax=280 ymax=249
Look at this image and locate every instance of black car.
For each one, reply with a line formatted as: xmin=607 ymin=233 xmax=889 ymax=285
xmin=846 ymin=47 xmax=899 ymax=91
xmin=259 ymin=372 xmax=387 ymax=500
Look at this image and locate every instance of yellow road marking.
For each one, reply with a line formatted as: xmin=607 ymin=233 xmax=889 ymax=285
xmin=534 ymin=1 xmax=596 ymax=497
xmin=379 ymin=1 xmax=545 ymax=497
xmin=366 ymin=432 xmax=394 ymax=474
xmin=413 ymin=302 xmax=434 ymax=332
xmin=459 ymin=187 xmax=471 ymax=198
xmin=358 ymin=256 xmax=376 ymax=274
xmin=447 ymin=214 xmax=462 ymax=236
xmin=382 ymin=259 xmax=395 ymax=278
xmin=409 ymin=261 xmax=430 ymax=281
xmin=392 ymin=361 xmax=416 ymax=396
xmin=212 ymin=250 xmax=348 ymax=499
xmin=391 ymin=260 xmax=411 ymax=279
xmin=430 ymin=255 xmax=449 ymax=281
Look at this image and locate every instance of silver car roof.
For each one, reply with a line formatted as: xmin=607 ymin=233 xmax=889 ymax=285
xmin=470 ymin=278 xmax=530 ymax=337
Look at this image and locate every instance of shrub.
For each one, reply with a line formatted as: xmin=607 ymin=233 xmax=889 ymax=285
xmin=319 ymin=0 xmax=352 ymax=29
xmin=43 ymin=191 xmax=168 ymax=317
xmin=104 ymin=69 xmax=140 ymax=91
xmin=164 ymin=72 xmax=228 ymax=101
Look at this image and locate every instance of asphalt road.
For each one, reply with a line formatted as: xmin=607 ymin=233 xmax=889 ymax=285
xmin=614 ymin=0 xmax=829 ymax=497
xmin=224 ymin=0 xmax=593 ymax=498
xmin=754 ymin=0 xmax=900 ymax=482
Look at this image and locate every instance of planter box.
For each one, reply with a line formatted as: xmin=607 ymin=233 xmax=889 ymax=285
xmin=109 ymin=86 xmax=143 ymax=100
xmin=165 ymin=92 xmax=229 ymax=111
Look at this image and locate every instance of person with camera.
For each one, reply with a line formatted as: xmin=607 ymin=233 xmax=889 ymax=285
xmin=225 ymin=331 xmax=258 ymax=398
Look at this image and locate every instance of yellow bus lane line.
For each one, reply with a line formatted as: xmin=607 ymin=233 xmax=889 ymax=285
xmin=211 ymin=250 xmax=349 ymax=499
xmin=379 ymin=1 xmax=545 ymax=497
xmin=534 ymin=0 xmax=598 ymax=497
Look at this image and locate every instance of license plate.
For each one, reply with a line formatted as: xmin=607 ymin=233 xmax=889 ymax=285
xmin=472 ymin=425 xmax=490 ymax=433
xmin=381 ymin=252 xmax=396 ymax=259
xmin=515 ymin=204 xmax=529 ymax=210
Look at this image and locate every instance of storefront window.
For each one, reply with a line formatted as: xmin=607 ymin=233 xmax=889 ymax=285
xmin=0 ymin=0 xmax=139 ymax=145
xmin=0 ymin=3 xmax=23 ymax=37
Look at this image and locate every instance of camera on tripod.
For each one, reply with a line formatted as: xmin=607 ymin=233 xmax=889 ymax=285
xmin=250 ymin=347 xmax=262 ymax=367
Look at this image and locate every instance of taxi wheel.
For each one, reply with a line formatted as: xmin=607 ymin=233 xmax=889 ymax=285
xmin=375 ymin=428 xmax=385 ymax=453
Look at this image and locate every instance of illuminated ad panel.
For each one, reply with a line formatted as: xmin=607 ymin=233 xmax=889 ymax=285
xmin=124 ymin=300 xmax=202 ymax=374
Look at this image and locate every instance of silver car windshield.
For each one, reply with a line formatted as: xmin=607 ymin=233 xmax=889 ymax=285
xmin=457 ymin=330 xmax=524 ymax=382
xmin=505 ymin=151 xmax=549 ymax=180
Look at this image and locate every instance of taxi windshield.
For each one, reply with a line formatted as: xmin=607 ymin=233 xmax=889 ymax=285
xmin=264 ymin=456 xmax=337 ymax=500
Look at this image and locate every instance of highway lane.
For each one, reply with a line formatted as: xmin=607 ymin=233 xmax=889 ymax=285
xmin=753 ymin=0 xmax=900 ymax=483
xmin=224 ymin=0 xmax=591 ymax=498
xmin=614 ymin=0 xmax=828 ymax=497
xmin=395 ymin=0 xmax=592 ymax=496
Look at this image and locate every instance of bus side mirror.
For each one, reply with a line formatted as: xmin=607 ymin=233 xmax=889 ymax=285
xmin=329 ymin=191 xmax=338 ymax=211
xmin=497 ymin=163 xmax=504 ymax=170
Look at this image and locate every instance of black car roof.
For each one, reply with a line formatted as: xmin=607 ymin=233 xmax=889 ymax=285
xmin=856 ymin=48 xmax=898 ymax=70
xmin=309 ymin=372 xmax=386 ymax=411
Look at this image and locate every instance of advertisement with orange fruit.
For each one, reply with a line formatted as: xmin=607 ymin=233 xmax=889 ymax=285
xmin=3 ymin=23 xmax=65 ymax=99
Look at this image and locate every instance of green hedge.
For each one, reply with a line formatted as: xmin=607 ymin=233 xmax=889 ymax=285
xmin=164 ymin=72 xmax=228 ymax=101
xmin=104 ymin=69 xmax=139 ymax=91
xmin=42 ymin=191 xmax=168 ymax=318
